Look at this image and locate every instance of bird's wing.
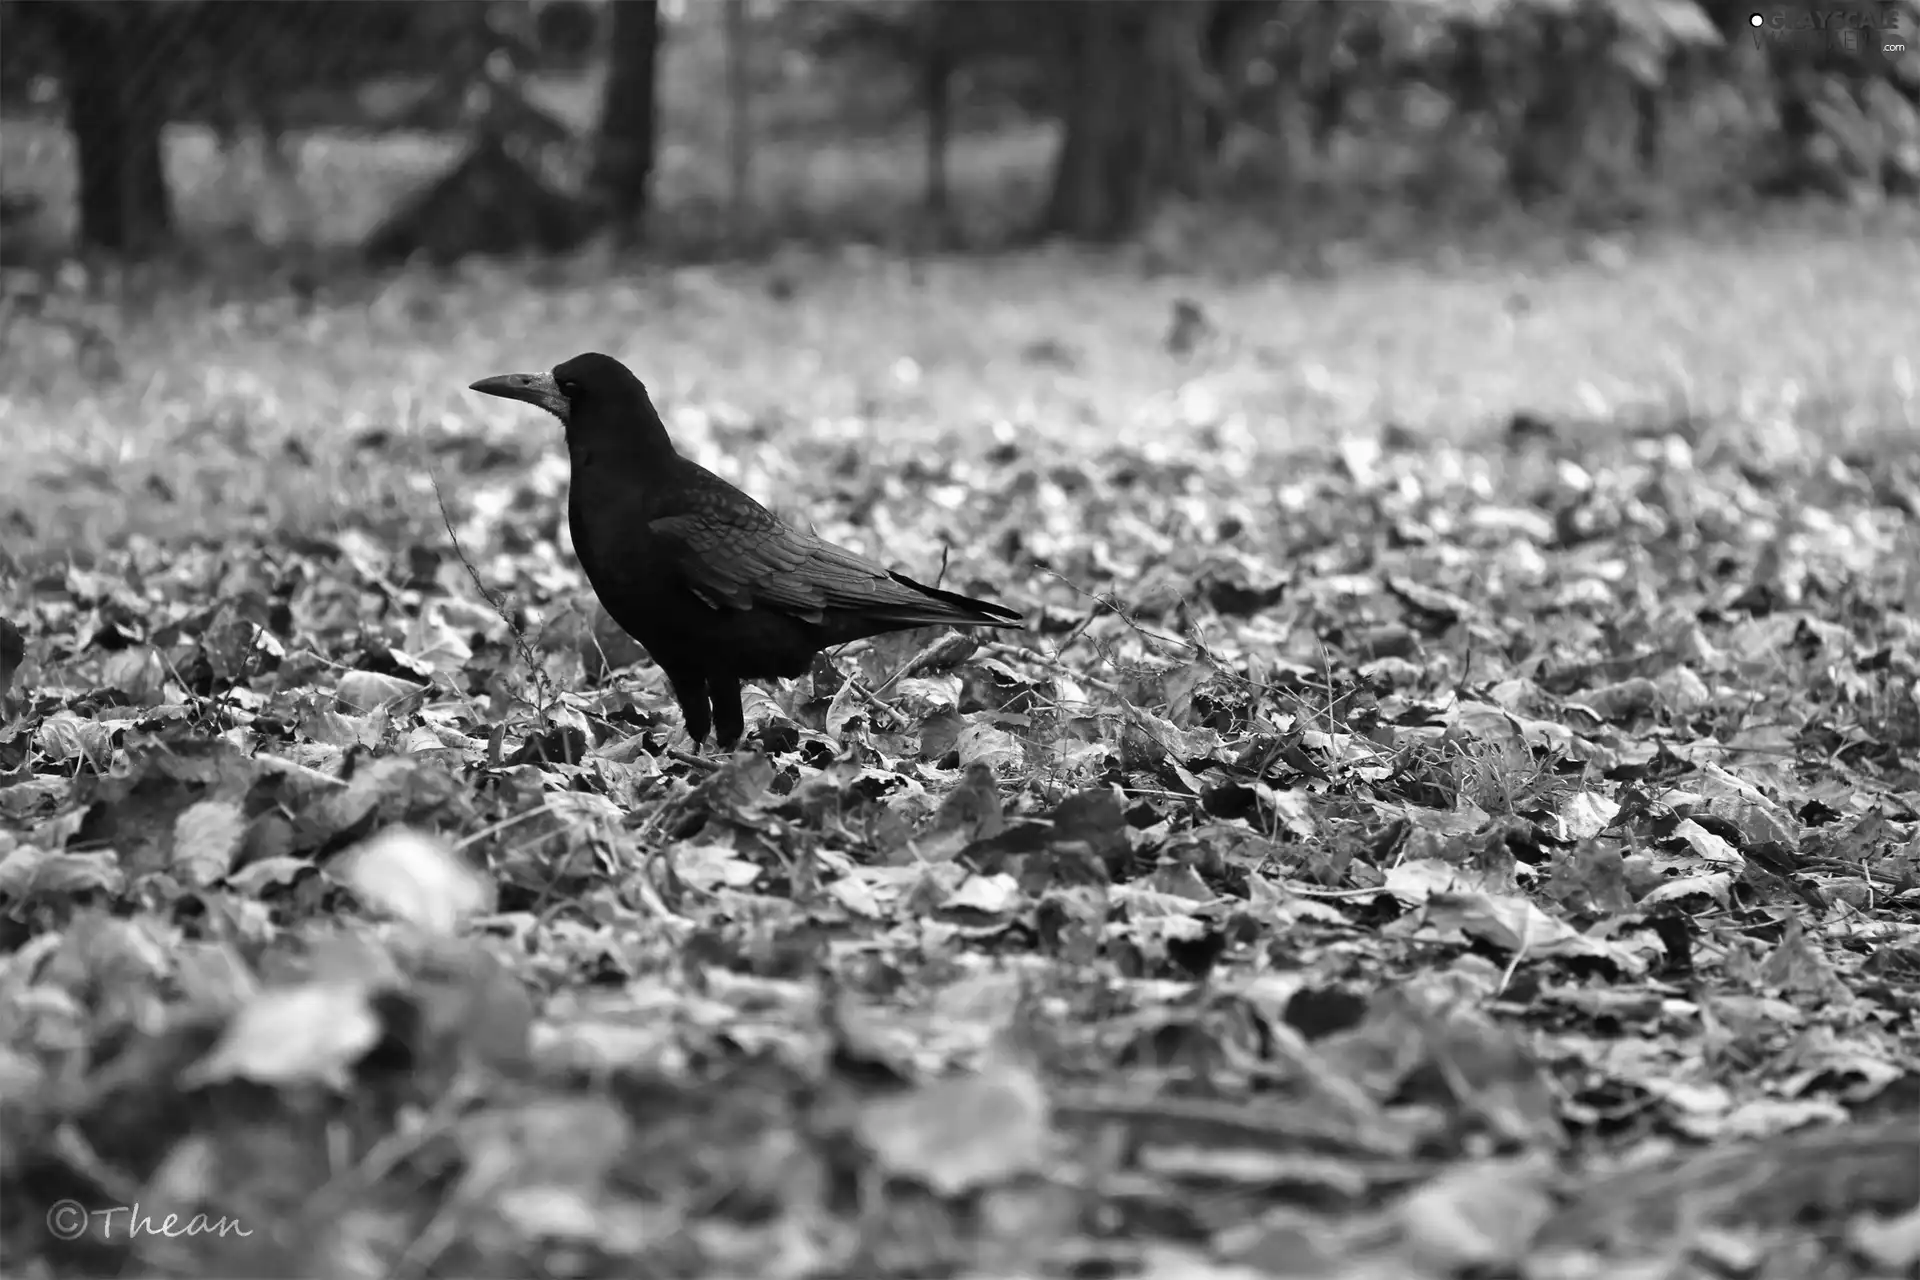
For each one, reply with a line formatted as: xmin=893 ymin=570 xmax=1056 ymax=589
xmin=650 ymin=503 xmax=909 ymax=623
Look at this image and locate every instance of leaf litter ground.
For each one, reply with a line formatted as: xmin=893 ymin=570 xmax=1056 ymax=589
xmin=1 ymin=232 xmax=1918 ymax=1279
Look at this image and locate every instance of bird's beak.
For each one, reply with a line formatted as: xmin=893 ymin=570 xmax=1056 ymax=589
xmin=468 ymin=372 xmax=569 ymax=421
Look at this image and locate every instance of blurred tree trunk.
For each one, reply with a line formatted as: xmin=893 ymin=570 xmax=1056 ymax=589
xmin=39 ymin=1 xmax=175 ymax=253
xmin=1632 ymin=45 xmax=1717 ymax=175
xmin=1631 ymin=76 xmax=1664 ymax=172
xmin=1506 ymin=15 xmax=1591 ymax=203
xmin=589 ymin=0 xmax=662 ymax=235
xmin=724 ymin=0 xmax=752 ymax=247
xmin=1042 ymin=0 xmax=1213 ymax=240
xmin=922 ymin=2 xmax=956 ymax=243
xmin=1306 ymin=7 xmax=1373 ymax=159
xmin=1199 ymin=0 xmax=1269 ymax=155
xmin=361 ymin=3 xmax=591 ymax=263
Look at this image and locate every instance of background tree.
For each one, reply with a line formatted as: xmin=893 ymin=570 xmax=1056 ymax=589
xmin=1042 ymin=0 xmax=1220 ymax=239
xmin=586 ymin=0 xmax=663 ymax=238
xmin=364 ymin=2 xmax=589 ymax=263
xmin=3 ymin=0 xmax=1917 ymax=265
xmin=3 ymin=0 xmax=511 ymax=256
xmin=15 ymin=1 xmax=177 ymax=253
xmin=725 ymin=0 xmax=753 ymax=246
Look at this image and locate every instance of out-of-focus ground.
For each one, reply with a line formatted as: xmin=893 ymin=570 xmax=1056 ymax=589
xmin=2 ymin=200 xmax=1916 ymax=560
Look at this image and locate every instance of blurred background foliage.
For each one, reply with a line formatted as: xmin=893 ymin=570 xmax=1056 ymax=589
xmin=0 ymin=0 xmax=1917 ymax=269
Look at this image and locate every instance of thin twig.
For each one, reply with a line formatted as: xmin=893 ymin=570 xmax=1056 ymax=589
xmin=666 ymin=747 xmax=719 ymax=772
xmin=1043 ymin=568 xmax=1195 ymax=655
xmin=982 ymin=640 xmax=1121 ymax=697
xmin=426 ymin=459 xmax=556 ymax=720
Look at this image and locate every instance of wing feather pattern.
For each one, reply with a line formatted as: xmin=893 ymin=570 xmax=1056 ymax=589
xmin=652 ymin=510 xmax=988 ymax=623
xmin=647 ymin=464 xmax=1019 ymax=627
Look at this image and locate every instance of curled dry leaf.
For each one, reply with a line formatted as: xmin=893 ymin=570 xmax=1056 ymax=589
xmin=335 ymin=669 xmax=429 ymax=713
xmin=856 ymin=1060 xmax=1053 ymax=1196
xmin=181 ymin=981 xmax=384 ymax=1090
xmin=335 ymin=826 xmax=492 ymax=935
xmin=171 ymin=799 xmax=248 ymax=888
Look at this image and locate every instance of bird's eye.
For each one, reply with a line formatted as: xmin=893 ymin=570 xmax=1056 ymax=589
xmin=558 ymin=379 xmax=578 ymax=396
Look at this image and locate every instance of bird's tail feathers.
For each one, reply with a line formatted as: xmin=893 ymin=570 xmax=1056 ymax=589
xmin=886 ymin=572 xmax=1026 ymax=628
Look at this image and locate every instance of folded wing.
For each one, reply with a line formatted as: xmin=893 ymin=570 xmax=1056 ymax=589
xmin=651 ymin=507 xmax=1012 ymax=627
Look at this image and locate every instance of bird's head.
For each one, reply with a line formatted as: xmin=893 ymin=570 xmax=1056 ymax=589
xmin=469 ymin=352 xmax=670 ymax=456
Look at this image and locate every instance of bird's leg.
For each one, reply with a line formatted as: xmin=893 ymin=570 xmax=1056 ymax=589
xmin=662 ymin=667 xmax=713 ymax=748
xmin=709 ymin=675 xmax=745 ymax=751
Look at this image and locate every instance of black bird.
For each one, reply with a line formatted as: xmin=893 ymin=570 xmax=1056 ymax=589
xmin=469 ymin=352 xmax=1025 ymax=748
